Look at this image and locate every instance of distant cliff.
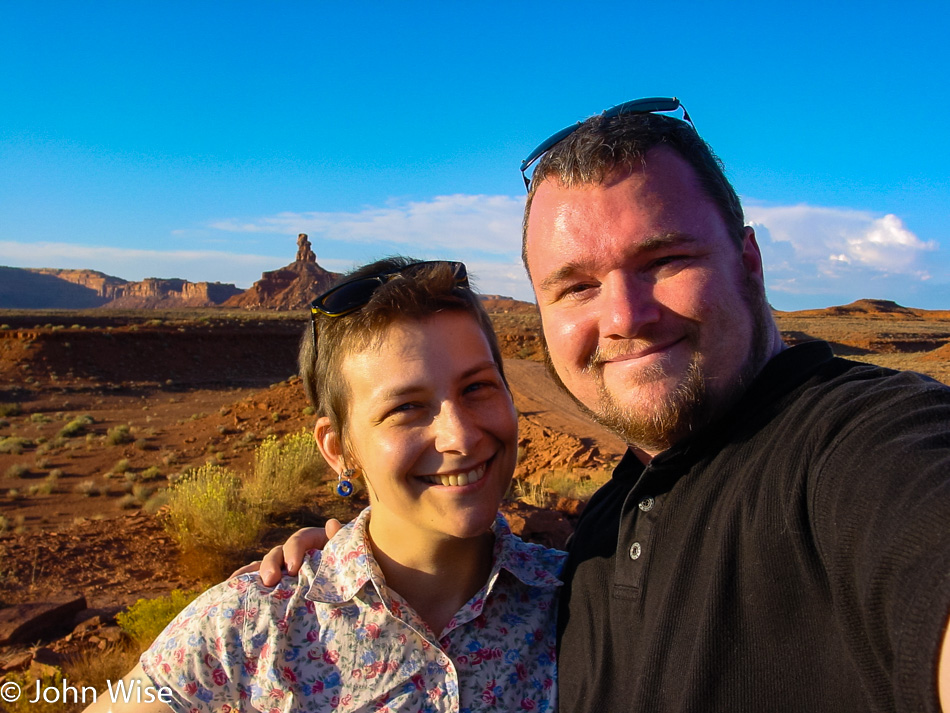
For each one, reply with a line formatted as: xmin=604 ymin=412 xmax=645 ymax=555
xmin=0 ymin=266 xmax=241 ymax=309
xmin=1 ymin=234 xmax=345 ymax=311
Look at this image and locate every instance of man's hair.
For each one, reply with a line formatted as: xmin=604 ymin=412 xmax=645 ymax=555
xmin=299 ymin=256 xmax=506 ymax=444
xmin=522 ymin=112 xmax=745 ymax=271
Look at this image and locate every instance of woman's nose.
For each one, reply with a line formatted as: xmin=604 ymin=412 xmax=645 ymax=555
xmin=432 ymin=402 xmax=481 ymax=454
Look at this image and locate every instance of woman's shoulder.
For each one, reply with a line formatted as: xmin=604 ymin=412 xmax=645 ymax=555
xmin=494 ymin=513 xmax=568 ymax=584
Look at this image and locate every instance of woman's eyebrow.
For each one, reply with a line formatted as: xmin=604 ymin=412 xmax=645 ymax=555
xmin=375 ymin=361 xmax=499 ymax=400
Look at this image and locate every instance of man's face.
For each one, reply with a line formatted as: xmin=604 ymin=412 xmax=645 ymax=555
xmin=525 ymin=147 xmax=774 ymax=457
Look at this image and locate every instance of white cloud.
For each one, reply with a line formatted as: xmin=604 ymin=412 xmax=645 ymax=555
xmin=210 ymin=194 xmax=526 ymax=257
xmin=4 ymin=196 xmax=942 ymax=309
xmin=746 ymin=203 xmax=936 ymax=278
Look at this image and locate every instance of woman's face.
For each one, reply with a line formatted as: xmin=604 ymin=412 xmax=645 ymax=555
xmin=329 ymin=311 xmax=517 ymax=548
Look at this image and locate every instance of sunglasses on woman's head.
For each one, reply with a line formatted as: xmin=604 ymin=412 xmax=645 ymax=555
xmin=309 ymin=260 xmax=469 ymax=346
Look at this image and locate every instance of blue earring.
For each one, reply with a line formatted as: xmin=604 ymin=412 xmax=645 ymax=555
xmin=336 ymin=468 xmax=355 ymax=497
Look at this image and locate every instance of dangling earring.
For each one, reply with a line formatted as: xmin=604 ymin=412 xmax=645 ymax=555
xmin=336 ymin=468 xmax=355 ymax=497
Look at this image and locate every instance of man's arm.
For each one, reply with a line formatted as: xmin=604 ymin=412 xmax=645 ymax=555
xmin=940 ymin=619 xmax=950 ymax=712
xmin=230 ymin=518 xmax=342 ymax=586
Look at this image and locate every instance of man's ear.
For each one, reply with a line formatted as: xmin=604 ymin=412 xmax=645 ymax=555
xmin=314 ymin=417 xmax=345 ymax=474
xmin=740 ymin=226 xmax=765 ymax=280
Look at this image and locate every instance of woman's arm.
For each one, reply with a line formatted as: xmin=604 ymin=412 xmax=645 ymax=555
xmin=82 ymin=664 xmax=172 ymax=713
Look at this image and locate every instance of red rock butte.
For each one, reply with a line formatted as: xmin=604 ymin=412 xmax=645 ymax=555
xmin=224 ymin=234 xmax=343 ymax=311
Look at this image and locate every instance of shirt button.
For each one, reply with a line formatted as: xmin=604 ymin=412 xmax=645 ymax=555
xmin=639 ymin=497 xmax=655 ymax=512
xmin=629 ymin=542 xmax=642 ymax=560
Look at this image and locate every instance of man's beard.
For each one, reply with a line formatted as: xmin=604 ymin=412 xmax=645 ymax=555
xmin=543 ymin=272 xmax=775 ymax=454
xmin=587 ymin=353 xmax=706 ymax=453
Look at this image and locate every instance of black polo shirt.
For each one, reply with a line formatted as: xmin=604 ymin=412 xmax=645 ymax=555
xmin=557 ymin=342 xmax=950 ymax=712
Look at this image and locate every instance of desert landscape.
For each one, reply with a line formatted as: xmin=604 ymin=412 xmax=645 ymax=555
xmin=0 ymin=244 xmax=948 ymax=710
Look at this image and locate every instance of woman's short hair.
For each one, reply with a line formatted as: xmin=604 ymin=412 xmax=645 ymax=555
xmin=299 ymin=257 xmax=506 ymax=444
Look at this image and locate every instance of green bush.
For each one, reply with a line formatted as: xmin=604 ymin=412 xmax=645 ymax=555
xmin=116 ymin=589 xmax=201 ymax=647
xmin=243 ymin=430 xmax=324 ymax=516
xmin=0 ymin=402 xmax=21 ymax=417
xmin=58 ymin=415 xmax=94 ymax=438
xmin=164 ymin=464 xmax=263 ymax=555
xmin=1 ymin=666 xmax=67 ymax=713
xmin=0 ymin=436 xmax=32 ymax=454
xmin=106 ymin=424 xmax=134 ymax=445
xmin=4 ymin=463 xmax=29 ymax=479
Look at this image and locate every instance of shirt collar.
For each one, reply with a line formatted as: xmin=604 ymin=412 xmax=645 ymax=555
xmin=305 ymin=508 xmax=562 ymax=605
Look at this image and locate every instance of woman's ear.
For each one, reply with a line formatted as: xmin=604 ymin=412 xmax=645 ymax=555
xmin=314 ymin=417 xmax=345 ymax=474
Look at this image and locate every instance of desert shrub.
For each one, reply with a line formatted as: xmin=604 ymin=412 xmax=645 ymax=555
xmin=143 ymin=490 xmax=169 ymax=515
xmin=7 ymin=488 xmax=22 ymax=500
xmin=58 ymin=415 xmax=93 ymax=438
xmin=61 ymin=644 xmax=141 ymax=711
xmin=0 ymin=402 xmax=21 ymax=417
xmin=140 ymin=465 xmax=162 ymax=481
xmin=106 ymin=424 xmax=134 ymax=445
xmin=117 ymin=494 xmax=139 ymax=509
xmin=132 ymin=483 xmax=155 ymax=501
xmin=243 ymin=430 xmax=324 ymax=517
xmin=513 ymin=478 xmax=550 ymax=508
xmin=116 ymin=589 xmax=201 ymax=648
xmin=0 ymin=514 xmax=8 ymax=535
xmin=544 ymin=467 xmax=613 ymax=501
xmin=0 ymin=436 xmax=32 ymax=454
xmin=30 ymin=412 xmax=51 ymax=423
xmin=4 ymin=463 xmax=29 ymax=479
xmin=113 ymin=458 xmax=131 ymax=473
xmin=1 ymin=665 xmax=73 ymax=713
xmin=34 ymin=456 xmax=50 ymax=469
xmin=74 ymin=480 xmax=101 ymax=497
xmin=164 ymin=464 xmax=263 ymax=555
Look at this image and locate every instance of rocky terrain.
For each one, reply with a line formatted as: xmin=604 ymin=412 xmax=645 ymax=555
xmin=0 ymin=256 xmax=947 ymax=704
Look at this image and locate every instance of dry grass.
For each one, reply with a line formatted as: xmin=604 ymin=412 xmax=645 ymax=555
xmin=242 ymin=430 xmax=325 ymax=517
xmin=512 ymin=466 xmax=613 ymax=507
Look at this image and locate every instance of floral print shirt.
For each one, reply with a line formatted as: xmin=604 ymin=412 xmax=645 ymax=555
xmin=141 ymin=508 xmax=565 ymax=712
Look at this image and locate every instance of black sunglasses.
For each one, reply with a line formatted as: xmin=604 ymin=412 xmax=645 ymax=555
xmin=519 ymin=96 xmax=694 ymax=190
xmin=309 ymin=260 xmax=469 ymax=345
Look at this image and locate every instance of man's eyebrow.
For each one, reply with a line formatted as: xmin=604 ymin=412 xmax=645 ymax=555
xmin=537 ymin=232 xmax=699 ymax=293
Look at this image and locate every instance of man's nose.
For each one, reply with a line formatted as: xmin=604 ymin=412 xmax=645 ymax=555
xmin=601 ymin=272 xmax=660 ymax=339
xmin=432 ymin=402 xmax=481 ymax=454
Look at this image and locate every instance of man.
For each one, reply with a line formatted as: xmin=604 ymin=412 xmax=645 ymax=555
xmin=520 ymin=99 xmax=950 ymax=712
xmin=258 ymin=99 xmax=950 ymax=712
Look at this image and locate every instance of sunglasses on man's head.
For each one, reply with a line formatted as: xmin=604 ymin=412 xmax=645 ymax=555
xmin=519 ymin=96 xmax=695 ymax=190
xmin=309 ymin=260 xmax=469 ymax=347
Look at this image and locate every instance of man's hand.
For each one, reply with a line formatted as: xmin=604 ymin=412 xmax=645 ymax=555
xmin=230 ymin=518 xmax=343 ymax=586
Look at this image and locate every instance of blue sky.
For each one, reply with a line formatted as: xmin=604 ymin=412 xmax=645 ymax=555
xmin=2 ymin=1 xmax=948 ymax=309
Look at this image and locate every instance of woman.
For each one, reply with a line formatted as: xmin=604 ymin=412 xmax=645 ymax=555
xmin=88 ymin=258 xmax=563 ymax=712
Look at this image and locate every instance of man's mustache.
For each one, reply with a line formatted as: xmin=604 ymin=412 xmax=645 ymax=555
xmin=585 ymin=340 xmax=663 ymax=371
